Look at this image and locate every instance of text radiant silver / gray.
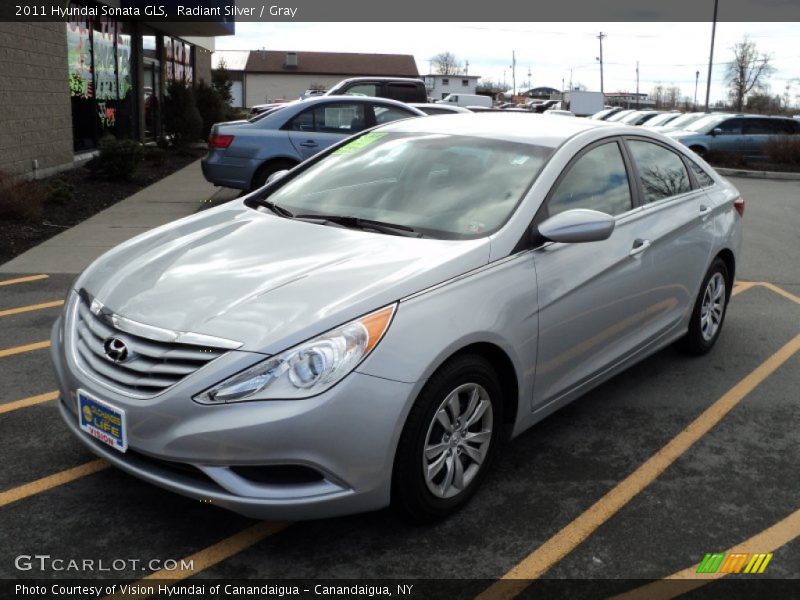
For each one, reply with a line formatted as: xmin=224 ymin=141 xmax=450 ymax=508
xmin=51 ymin=114 xmax=743 ymax=520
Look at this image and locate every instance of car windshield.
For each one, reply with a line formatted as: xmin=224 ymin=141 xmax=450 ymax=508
xmin=260 ymin=132 xmax=552 ymax=239
xmin=620 ymin=111 xmax=650 ymax=124
xmin=644 ymin=113 xmax=679 ymax=127
xmin=684 ymin=114 xmax=728 ymax=133
xmin=606 ymin=110 xmax=633 ymax=122
xmin=663 ymin=113 xmax=704 ymax=129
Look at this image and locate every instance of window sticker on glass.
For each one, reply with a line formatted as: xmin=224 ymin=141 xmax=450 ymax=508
xmin=511 ymin=155 xmax=531 ymax=165
xmin=333 ymin=132 xmax=387 ymax=155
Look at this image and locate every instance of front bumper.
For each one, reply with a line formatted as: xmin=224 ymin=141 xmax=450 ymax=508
xmin=51 ymin=316 xmax=416 ymax=520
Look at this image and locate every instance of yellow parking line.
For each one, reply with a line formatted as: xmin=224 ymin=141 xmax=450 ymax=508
xmin=0 ymin=459 xmax=109 ymax=508
xmin=105 ymin=521 xmax=290 ymax=600
xmin=611 ymin=505 xmax=800 ymax=600
xmin=0 ymin=391 xmax=58 ymax=415
xmin=759 ymin=282 xmax=800 ymax=306
xmin=476 ymin=332 xmax=800 ymax=600
xmin=732 ymin=281 xmax=758 ymax=297
xmin=0 ymin=300 xmax=63 ymax=318
xmin=0 ymin=340 xmax=50 ymax=358
xmin=0 ymin=274 xmax=48 ymax=287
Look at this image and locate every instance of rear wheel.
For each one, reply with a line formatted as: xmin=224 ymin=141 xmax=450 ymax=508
xmin=689 ymin=145 xmax=707 ymax=159
xmin=679 ymin=258 xmax=730 ymax=355
xmin=392 ymin=355 xmax=503 ymax=521
xmin=249 ymin=160 xmax=295 ymax=192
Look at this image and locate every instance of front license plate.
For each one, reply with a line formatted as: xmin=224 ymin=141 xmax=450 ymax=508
xmin=77 ymin=390 xmax=127 ymax=453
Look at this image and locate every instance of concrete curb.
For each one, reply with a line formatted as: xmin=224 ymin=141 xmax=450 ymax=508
xmin=716 ymin=167 xmax=800 ymax=181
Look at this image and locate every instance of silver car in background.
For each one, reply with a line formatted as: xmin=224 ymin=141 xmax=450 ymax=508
xmin=202 ymin=95 xmax=425 ymax=191
xmin=52 ymin=114 xmax=743 ymax=521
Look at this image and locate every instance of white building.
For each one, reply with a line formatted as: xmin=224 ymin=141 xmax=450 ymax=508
xmin=243 ymin=50 xmax=419 ymax=108
xmin=424 ymin=74 xmax=481 ymax=101
xmin=212 ymin=50 xmax=249 ymax=108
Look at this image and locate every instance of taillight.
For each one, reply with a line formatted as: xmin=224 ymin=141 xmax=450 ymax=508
xmin=209 ymin=134 xmax=234 ymax=149
xmin=734 ymin=196 xmax=745 ymax=217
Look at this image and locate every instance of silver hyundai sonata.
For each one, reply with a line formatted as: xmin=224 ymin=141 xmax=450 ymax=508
xmin=51 ymin=114 xmax=743 ymax=520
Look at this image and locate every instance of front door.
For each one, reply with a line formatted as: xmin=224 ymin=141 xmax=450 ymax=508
xmin=532 ymin=139 xmax=653 ymax=409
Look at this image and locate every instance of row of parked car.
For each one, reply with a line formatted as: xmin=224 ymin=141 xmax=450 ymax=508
xmin=203 ymin=77 xmax=799 ymax=191
xmin=591 ymin=107 xmax=800 ymax=161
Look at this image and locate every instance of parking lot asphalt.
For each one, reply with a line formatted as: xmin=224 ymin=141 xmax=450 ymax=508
xmin=0 ymin=175 xmax=798 ymax=597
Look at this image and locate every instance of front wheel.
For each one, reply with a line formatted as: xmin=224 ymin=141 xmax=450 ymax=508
xmin=392 ymin=355 xmax=503 ymax=521
xmin=679 ymin=258 xmax=730 ymax=355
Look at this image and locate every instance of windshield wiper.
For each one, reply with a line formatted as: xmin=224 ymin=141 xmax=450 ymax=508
xmin=252 ymin=197 xmax=294 ymax=218
xmin=293 ymin=214 xmax=423 ymax=238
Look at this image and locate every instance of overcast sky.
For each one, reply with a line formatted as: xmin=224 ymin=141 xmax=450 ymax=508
xmin=217 ymin=22 xmax=800 ymax=105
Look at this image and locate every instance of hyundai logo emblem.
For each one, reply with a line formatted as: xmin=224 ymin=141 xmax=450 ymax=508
xmin=103 ymin=337 xmax=129 ymax=363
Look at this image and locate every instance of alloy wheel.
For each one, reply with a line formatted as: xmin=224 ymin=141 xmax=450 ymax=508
xmin=700 ymin=272 xmax=726 ymax=341
xmin=422 ymin=383 xmax=493 ymax=499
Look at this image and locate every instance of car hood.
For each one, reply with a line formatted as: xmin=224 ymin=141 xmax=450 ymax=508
xmin=76 ymin=202 xmax=490 ymax=354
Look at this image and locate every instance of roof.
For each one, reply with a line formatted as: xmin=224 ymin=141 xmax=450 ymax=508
xmin=380 ymin=112 xmax=617 ymax=147
xmin=244 ymin=50 xmax=419 ymax=77
xmin=424 ymin=74 xmax=480 ymax=79
xmin=212 ymin=50 xmax=249 ymax=71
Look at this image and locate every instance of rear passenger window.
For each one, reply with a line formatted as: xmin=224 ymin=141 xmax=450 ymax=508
xmin=343 ymin=83 xmax=377 ymax=97
xmin=627 ymin=140 xmax=691 ymax=203
xmin=386 ymin=83 xmax=422 ymax=103
xmin=548 ymin=142 xmax=632 ymax=217
xmin=373 ymin=105 xmax=415 ymax=125
xmin=688 ymin=161 xmax=715 ymax=188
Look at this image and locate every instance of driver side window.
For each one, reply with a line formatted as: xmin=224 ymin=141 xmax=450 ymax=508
xmin=548 ymin=142 xmax=633 ymax=217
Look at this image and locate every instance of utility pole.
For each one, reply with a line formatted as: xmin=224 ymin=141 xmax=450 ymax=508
xmin=636 ymin=61 xmax=640 ymax=109
xmin=694 ymin=70 xmax=700 ymax=110
xmin=704 ymin=0 xmax=719 ymax=111
xmin=511 ymin=50 xmax=517 ymax=96
xmin=465 ymin=60 xmax=469 ymax=75
xmin=527 ymin=65 xmax=532 ymax=91
xmin=569 ymin=68 xmax=573 ymax=91
xmin=597 ymin=32 xmax=607 ymax=94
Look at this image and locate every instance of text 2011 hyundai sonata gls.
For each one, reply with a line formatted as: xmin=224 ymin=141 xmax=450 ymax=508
xmin=51 ymin=114 xmax=743 ymax=520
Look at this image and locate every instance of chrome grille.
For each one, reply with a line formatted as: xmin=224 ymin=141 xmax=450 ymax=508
xmin=73 ymin=297 xmax=228 ymax=397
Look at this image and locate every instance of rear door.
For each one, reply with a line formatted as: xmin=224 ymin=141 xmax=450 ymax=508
xmin=286 ymin=102 xmax=368 ymax=160
xmin=742 ymin=118 xmax=779 ymax=159
xmin=622 ymin=137 xmax=715 ymax=336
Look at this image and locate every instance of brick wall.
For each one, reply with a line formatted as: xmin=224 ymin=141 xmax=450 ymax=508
xmin=0 ymin=22 xmax=73 ymax=179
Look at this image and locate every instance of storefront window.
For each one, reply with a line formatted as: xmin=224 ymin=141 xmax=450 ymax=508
xmin=93 ymin=18 xmax=117 ymax=102
xmin=67 ymin=19 xmax=92 ymax=99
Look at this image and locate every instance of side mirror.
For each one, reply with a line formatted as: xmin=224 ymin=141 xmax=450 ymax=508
xmin=711 ymin=127 xmax=723 ymax=137
xmin=537 ymin=209 xmax=615 ymax=244
xmin=266 ymin=169 xmax=289 ymax=185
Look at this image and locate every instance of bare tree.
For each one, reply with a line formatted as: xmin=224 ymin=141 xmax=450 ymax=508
xmin=665 ymin=86 xmax=681 ymax=108
xmin=651 ymin=84 xmax=665 ymax=108
xmin=726 ymin=37 xmax=776 ymax=112
xmin=430 ymin=52 xmax=463 ymax=76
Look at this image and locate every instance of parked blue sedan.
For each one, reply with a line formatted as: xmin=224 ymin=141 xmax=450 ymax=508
xmin=202 ymin=96 xmax=426 ymax=191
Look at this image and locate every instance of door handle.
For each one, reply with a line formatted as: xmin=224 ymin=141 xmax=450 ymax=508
xmin=629 ymin=238 xmax=651 ymax=257
xmin=299 ymin=140 xmax=318 ymax=148
xmin=699 ymin=204 xmax=712 ymax=216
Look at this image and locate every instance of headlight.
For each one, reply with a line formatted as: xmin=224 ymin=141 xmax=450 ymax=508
xmin=194 ymin=304 xmax=396 ymax=404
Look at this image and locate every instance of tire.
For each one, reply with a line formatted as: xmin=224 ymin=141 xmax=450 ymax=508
xmin=689 ymin=145 xmax=707 ymax=159
xmin=249 ymin=160 xmax=295 ymax=192
xmin=392 ymin=354 xmax=504 ymax=521
xmin=679 ymin=258 xmax=730 ymax=355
